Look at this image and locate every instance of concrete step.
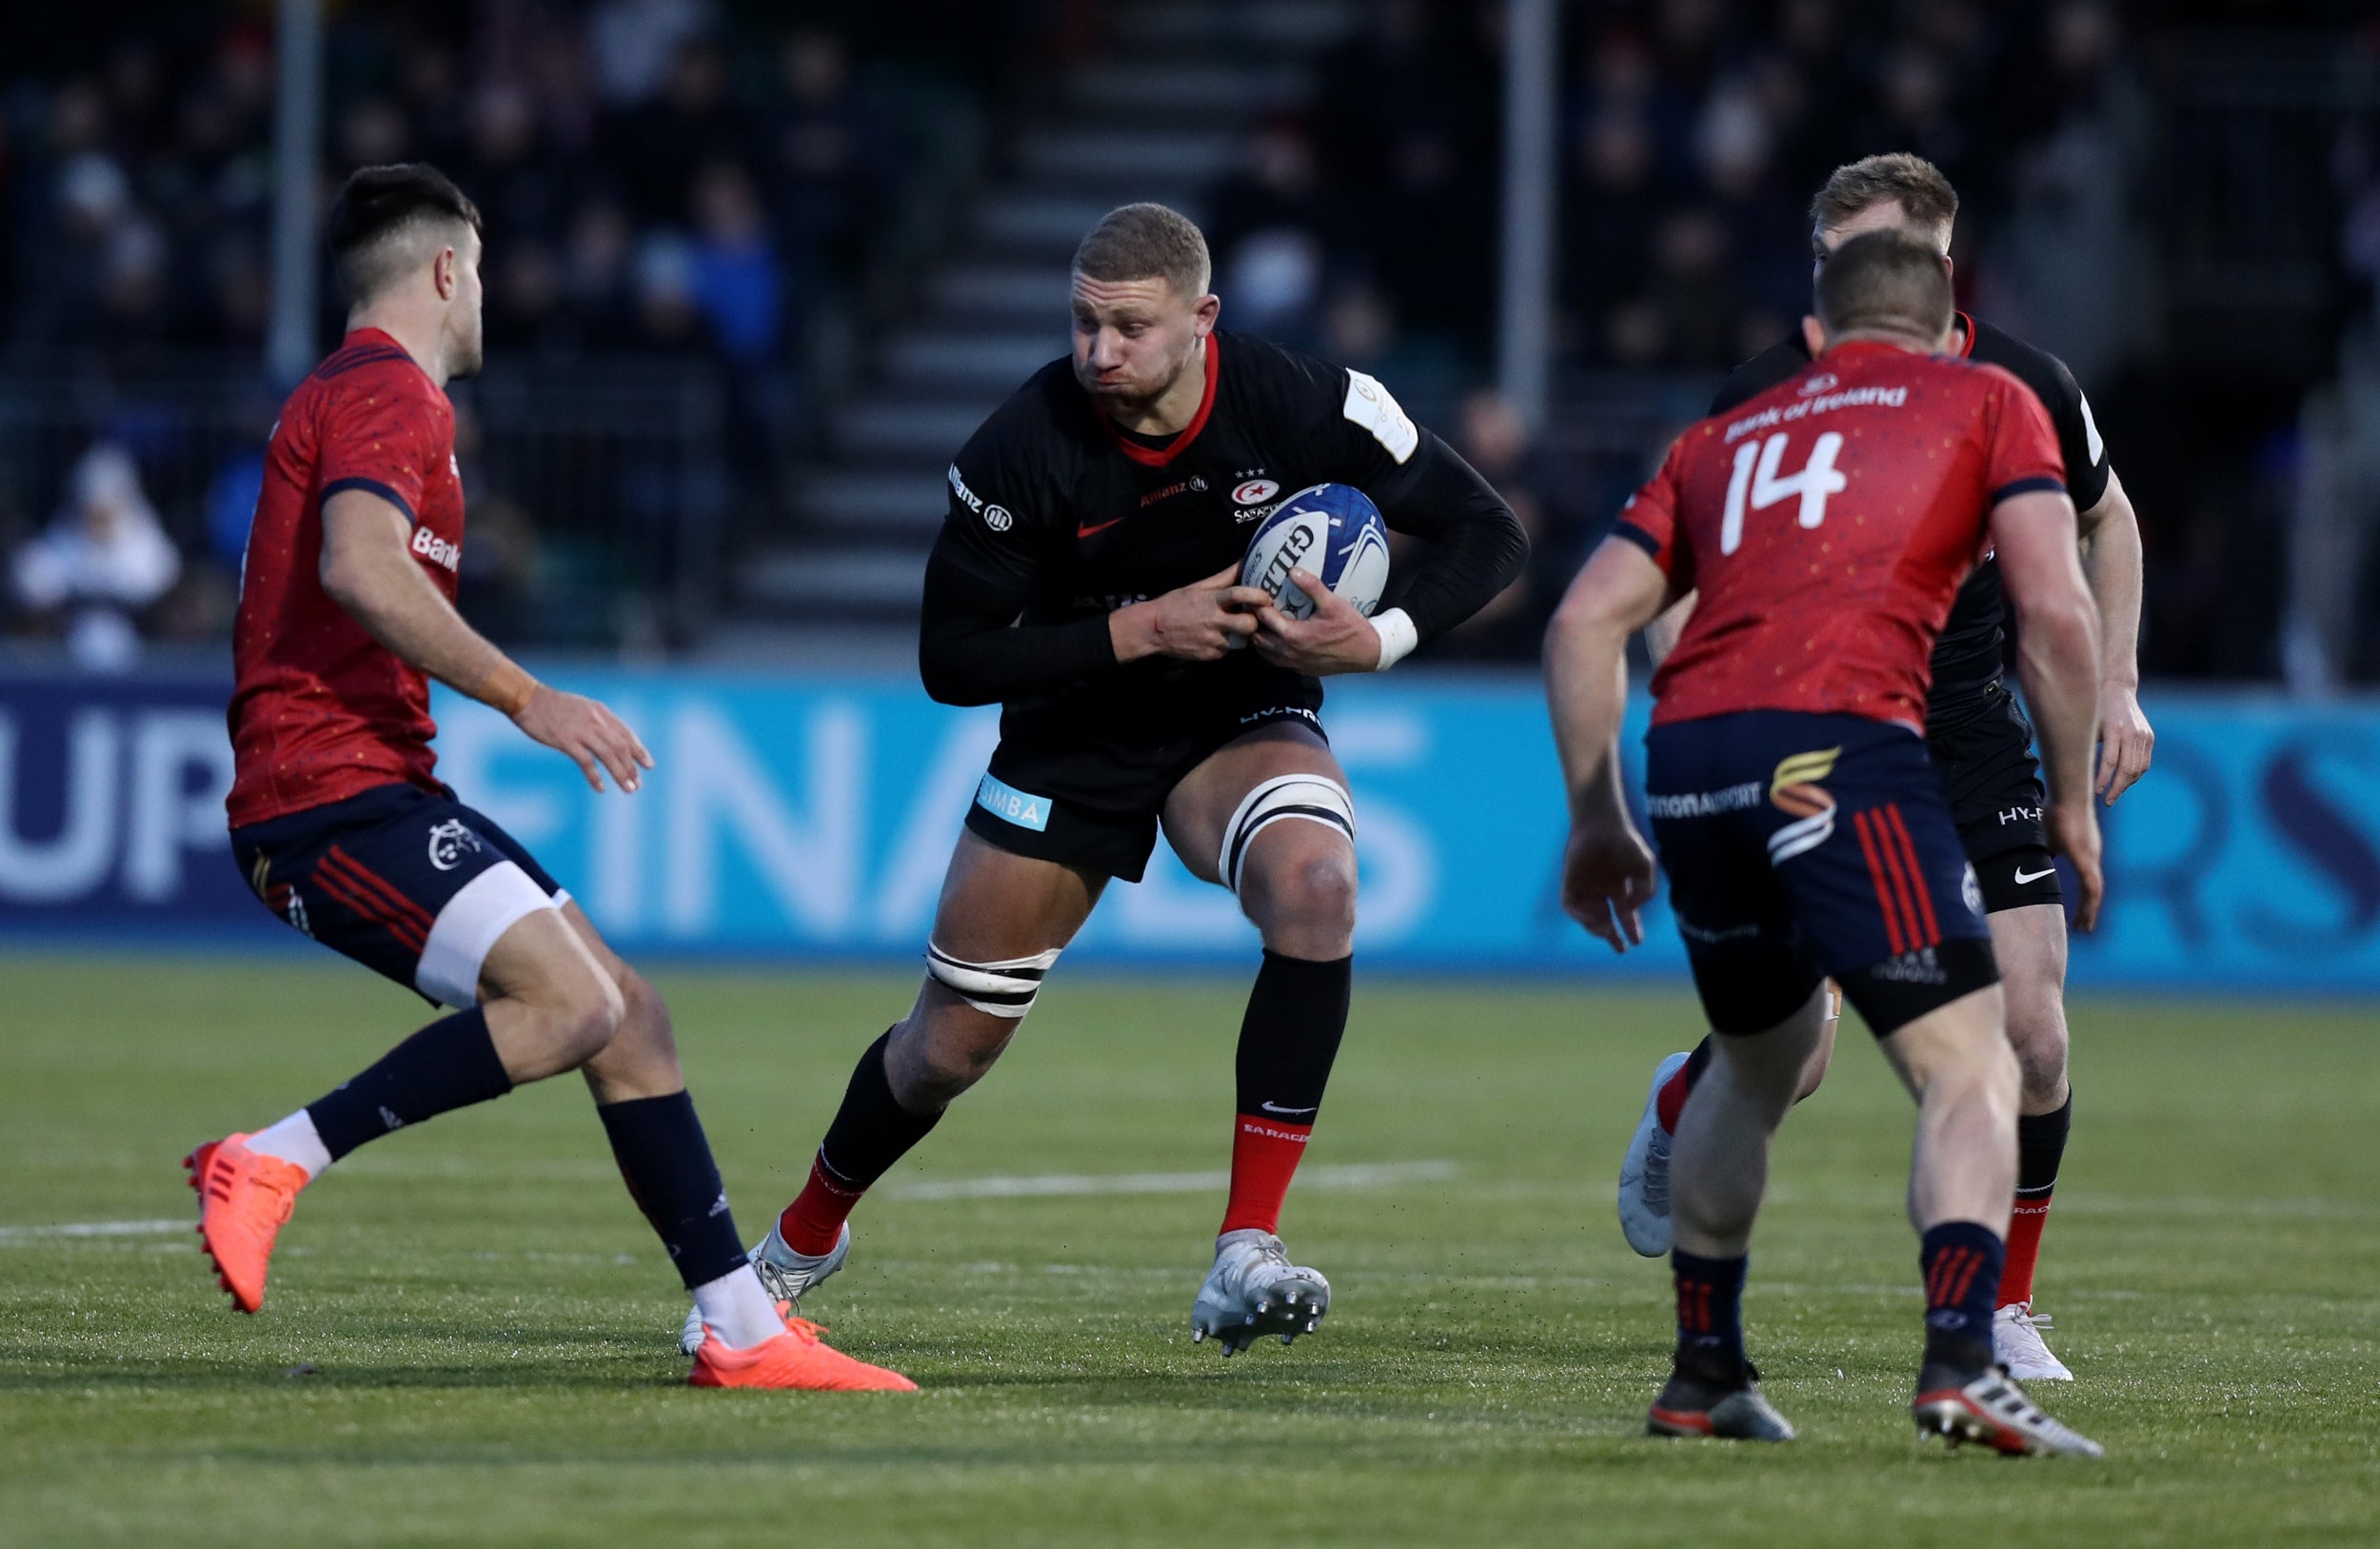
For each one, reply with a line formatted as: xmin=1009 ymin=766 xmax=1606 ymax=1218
xmin=1066 ymin=61 xmax=1309 ymax=114
xmin=883 ymin=330 xmax=1062 ymax=394
xmin=829 ymin=397 xmax=1005 ymax=462
xmin=932 ymin=263 xmax=1071 ymax=324
xmin=793 ymin=468 xmax=949 ymax=532
xmin=737 ymin=544 xmax=927 ymax=614
xmin=974 ymin=192 xmax=1149 ymax=254
xmin=1015 ymin=127 xmax=1240 ymax=187
xmin=1110 ymin=0 xmax=1354 ymax=51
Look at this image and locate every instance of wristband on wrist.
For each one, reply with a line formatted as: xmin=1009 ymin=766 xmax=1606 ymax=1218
xmin=474 ymin=660 xmax=540 ymax=716
xmin=1370 ymin=606 xmax=1418 ymax=671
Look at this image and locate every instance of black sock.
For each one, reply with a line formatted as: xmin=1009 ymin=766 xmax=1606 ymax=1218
xmin=816 ymin=1030 xmax=944 ymax=1192
xmin=1233 ymin=950 xmax=1352 ymax=1119
xmin=1682 ymin=1035 xmax=1714 ymax=1087
xmin=305 ymin=1006 xmax=513 ymax=1161
xmin=2016 ymin=1093 xmax=2073 ymax=1201
xmin=597 ymin=1090 xmax=747 ymax=1290
xmin=1919 ymin=1221 xmax=2005 ymax=1378
xmin=1671 ymin=1249 xmax=1749 ymax=1380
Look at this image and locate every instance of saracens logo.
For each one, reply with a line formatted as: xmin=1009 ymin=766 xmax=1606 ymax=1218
xmin=426 ymin=818 xmax=484 ymax=872
xmin=1233 ymin=478 xmax=1281 ymax=506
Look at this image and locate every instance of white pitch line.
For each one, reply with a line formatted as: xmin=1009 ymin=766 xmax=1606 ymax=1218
xmin=0 ymin=1218 xmax=188 ymax=1244
xmin=882 ymin=1159 xmax=1458 ymax=1201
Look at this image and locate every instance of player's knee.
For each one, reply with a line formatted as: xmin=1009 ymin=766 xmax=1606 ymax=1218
xmin=608 ymin=966 xmax=679 ymax=1065
xmin=1246 ymin=844 xmax=1358 ymax=952
xmin=550 ymin=965 xmax=627 ymax=1066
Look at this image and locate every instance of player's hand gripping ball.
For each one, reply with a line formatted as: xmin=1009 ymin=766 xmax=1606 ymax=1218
xmin=1238 ymin=484 xmax=1392 ymax=622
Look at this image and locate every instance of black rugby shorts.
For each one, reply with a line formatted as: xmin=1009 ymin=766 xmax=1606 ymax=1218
xmin=964 ymin=689 xmax=1327 ymax=883
xmin=1927 ymin=678 xmax=2064 ymax=912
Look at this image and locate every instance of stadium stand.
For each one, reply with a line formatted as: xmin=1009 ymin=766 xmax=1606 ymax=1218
xmin=0 ymin=1 xmax=2374 ymax=680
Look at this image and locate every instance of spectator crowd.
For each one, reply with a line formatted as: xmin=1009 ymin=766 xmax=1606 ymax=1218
xmin=0 ymin=0 xmax=2366 ymax=683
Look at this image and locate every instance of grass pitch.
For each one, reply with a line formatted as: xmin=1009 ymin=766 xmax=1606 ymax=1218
xmin=3 ymin=953 xmax=2376 ymax=1547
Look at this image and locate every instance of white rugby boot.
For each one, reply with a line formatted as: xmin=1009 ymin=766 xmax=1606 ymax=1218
xmin=1618 ymin=1051 xmax=1691 ymax=1258
xmin=1992 ymin=1302 xmax=2073 ymax=1381
xmin=1190 ymin=1229 xmax=1332 ymax=1356
xmin=678 ymin=1221 xmax=853 ymax=1355
xmin=1914 ymin=1366 xmax=2102 ymax=1458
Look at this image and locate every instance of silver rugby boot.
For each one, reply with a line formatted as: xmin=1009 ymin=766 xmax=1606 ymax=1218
xmin=1190 ymin=1229 xmax=1332 ymax=1356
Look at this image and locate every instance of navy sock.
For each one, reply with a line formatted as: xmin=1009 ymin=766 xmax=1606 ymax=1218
xmin=305 ymin=1006 xmax=513 ymax=1161
xmin=1682 ymin=1036 xmax=1714 ymax=1087
xmin=1671 ymin=1249 xmax=1749 ymax=1380
xmin=816 ymin=1030 xmax=944 ymax=1192
xmin=597 ymin=1090 xmax=748 ymax=1290
xmin=1919 ymin=1220 xmax=2005 ymax=1376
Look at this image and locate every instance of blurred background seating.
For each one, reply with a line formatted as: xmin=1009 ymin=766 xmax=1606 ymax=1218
xmin=0 ymin=0 xmax=2372 ymax=685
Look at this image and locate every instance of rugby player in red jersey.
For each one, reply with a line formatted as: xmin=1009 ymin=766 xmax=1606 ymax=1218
xmin=194 ymin=164 xmax=909 ymax=1392
xmin=1545 ymin=232 xmax=2103 ymax=1453
xmin=1615 ymin=155 xmax=2153 ymax=1384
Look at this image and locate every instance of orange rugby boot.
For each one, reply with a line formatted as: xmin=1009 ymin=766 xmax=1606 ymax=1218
xmin=184 ymin=1134 xmax=308 ymax=1313
xmin=687 ymin=1316 xmax=918 ymax=1392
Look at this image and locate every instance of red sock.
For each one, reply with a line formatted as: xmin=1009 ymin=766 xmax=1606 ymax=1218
xmin=1655 ymin=1061 xmax=1697 ymax=1134
xmin=1220 ymin=1114 xmax=1312 ymax=1236
xmin=1999 ymin=1189 xmax=2053 ymax=1307
xmin=777 ymin=1153 xmax=865 ymax=1258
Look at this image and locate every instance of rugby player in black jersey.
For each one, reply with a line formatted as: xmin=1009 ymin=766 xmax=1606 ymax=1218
xmin=678 ymin=204 xmax=1527 ymax=1359
xmin=1613 ymin=154 xmax=2154 ymax=1382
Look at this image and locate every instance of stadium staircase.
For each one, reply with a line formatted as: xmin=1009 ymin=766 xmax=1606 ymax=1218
xmin=724 ymin=0 xmax=1355 ymax=653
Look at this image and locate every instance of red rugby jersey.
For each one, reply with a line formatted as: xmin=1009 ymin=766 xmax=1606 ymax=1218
xmin=227 ymin=329 xmax=466 ymax=826
xmin=1616 ymin=340 xmax=2065 ymax=733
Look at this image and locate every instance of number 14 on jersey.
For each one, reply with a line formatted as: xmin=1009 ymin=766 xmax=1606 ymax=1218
xmin=1721 ymin=431 xmax=1847 ymax=555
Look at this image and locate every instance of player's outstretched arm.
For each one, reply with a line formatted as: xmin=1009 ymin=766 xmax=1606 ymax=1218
xmin=1543 ymin=538 xmax=1673 ymax=952
xmin=318 ymin=490 xmax=651 ymax=792
xmin=2078 ymin=468 xmax=2153 ymax=804
xmin=1991 ymin=488 xmax=2105 ymax=929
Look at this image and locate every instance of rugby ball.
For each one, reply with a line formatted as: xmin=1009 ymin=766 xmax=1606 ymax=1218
xmin=1239 ymin=483 xmax=1392 ymax=621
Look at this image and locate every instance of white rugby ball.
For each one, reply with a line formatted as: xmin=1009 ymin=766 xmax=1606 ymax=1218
xmin=1239 ymin=483 xmax=1392 ymax=621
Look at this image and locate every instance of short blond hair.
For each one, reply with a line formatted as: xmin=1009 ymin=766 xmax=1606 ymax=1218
xmin=1810 ymin=153 xmax=1959 ymax=243
xmin=1072 ymin=203 xmax=1211 ymax=296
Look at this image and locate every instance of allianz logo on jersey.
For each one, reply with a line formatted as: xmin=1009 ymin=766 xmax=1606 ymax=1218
xmin=948 ymin=463 xmax=1011 ymax=531
xmin=410 ymin=526 xmax=461 ymax=572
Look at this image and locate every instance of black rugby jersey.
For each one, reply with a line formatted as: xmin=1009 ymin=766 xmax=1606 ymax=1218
xmin=919 ymin=329 xmax=1526 ymax=752
xmin=1710 ymin=312 xmax=2111 ymax=718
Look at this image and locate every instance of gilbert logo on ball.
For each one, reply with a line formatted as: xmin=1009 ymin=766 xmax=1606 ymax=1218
xmin=1239 ymin=483 xmax=1391 ymax=622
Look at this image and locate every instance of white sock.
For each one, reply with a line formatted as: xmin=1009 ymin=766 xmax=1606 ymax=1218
xmin=692 ymin=1265 xmax=786 ymax=1350
xmin=246 ymin=1109 xmax=331 ymax=1182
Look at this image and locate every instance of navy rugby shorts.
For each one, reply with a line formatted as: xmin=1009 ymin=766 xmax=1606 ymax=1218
xmin=1646 ymin=710 xmax=1996 ymax=1038
xmin=230 ymin=782 xmax=567 ymax=1008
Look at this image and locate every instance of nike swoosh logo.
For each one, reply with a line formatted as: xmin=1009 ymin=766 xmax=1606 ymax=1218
xmin=1259 ymin=1102 xmax=1319 ymax=1116
xmin=1075 ymin=517 xmax=1123 ymax=538
xmin=2013 ymin=865 xmax=2055 ymax=884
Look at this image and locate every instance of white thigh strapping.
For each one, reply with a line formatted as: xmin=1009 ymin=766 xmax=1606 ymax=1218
xmin=1215 ymin=773 xmax=1357 ymax=896
xmin=416 ymin=861 xmax=561 ymax=1008
xmin=925 ymin=942 xmax=1062 ymax=1020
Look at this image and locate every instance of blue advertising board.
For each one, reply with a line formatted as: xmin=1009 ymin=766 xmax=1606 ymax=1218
xmin=4 ymin=665 xmax=2377 ymax=991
